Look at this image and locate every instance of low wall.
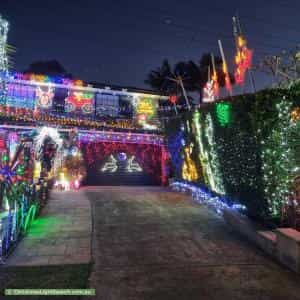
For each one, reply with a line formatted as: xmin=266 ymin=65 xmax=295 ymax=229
xmin=223 ymin=209 xmax=300 ymax=273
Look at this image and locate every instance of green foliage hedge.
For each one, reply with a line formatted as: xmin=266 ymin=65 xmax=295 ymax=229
xmin=165 ymin=83 xmax=300 ymax=222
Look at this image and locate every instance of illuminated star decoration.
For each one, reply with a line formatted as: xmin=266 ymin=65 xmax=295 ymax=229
xmin=233 ymin=16 xmax=253 ymax=85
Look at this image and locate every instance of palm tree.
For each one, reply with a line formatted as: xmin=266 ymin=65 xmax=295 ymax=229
xmin=145 ymin=59 xmax=193 ymax=109
xmin=145 ymin=54 xmax=235 ymax=103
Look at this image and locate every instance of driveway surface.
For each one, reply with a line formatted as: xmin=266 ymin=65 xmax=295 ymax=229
xmin=87 ymin=186 xmax=300 ymax=300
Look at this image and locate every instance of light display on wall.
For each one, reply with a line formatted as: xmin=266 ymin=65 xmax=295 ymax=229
xmin=36 ymin=86 xmax=54 ymax=109
xmin=95 ymin=93 xmax=119 ymax=117
xmin=78 ymin=131 xmax=164 ymax=146
xmin=65 ymin=90 xmax=94 ymax=115
xmin=80 ymin=141 xmax=164 ymax=184
xmin=135 ymin=97 xmax=159 ymax=130
xmin=136 ymin=97 xmax=155 ymax=117
xmin=6 ymin=83 xmax=36 ymax=109
xmin=101 ymin=152 xmax=142 ymax=173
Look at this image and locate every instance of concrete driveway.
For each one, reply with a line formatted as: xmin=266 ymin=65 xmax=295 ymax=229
xmin=86 ymin=186 xmax=300 ymax=300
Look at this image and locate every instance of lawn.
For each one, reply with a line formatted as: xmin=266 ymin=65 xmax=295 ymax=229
xmin=0 ymin=263 xmax=91 ymax=300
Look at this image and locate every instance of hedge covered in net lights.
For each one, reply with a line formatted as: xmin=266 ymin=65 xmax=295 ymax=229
xmin=165 ymin=83 xmax=300 ymax=222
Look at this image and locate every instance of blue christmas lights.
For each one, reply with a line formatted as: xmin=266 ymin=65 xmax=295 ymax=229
xmin=171 ymin=181 xmax=246 ymax=215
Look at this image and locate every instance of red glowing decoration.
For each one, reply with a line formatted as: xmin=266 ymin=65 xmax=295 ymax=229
xmin=79 ymin=141 xmax=168 ymax=185
xmin=232 ymin=17 xmax=253 ymax=85
xmin=169 ymin=95 xmax=177 ymax=104
xmin=65 ymin=90 xmax=94 ymax=114
xmin=234 ymin=36 xmax=253 ymax=85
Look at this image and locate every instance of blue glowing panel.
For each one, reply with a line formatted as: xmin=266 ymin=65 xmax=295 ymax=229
xmin=6 ymin=83 xmax=36 ymax=109
xmin=95 ymin=93 xmax=119 ymax=118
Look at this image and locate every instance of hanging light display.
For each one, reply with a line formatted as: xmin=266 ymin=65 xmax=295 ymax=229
xmin=232 ymin=16 xmax=253 ymax=85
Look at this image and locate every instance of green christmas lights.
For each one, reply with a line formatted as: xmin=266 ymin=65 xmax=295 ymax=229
xmin=216 ymin=102 xmax=231 ymax=127
xmin=167 ymin=83 xmax=300 ymax=222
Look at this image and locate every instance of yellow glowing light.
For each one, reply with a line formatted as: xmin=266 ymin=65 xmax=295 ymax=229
xmin=137 ymin=98 xmax=155 ymax=117
xmin=291 ymin=107 xmax=300 ymax=121
xmin=182 ymin=146 xmax=199 ymax=181
xmin=238 ymin=36 xmax=245 ymax=47
xmin=33 ymin=161 xmax=41 ymax=181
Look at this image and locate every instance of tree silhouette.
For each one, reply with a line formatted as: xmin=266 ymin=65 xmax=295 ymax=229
xmin=24 ymin=60 xmax=72 ymax=78
xmin=145 ymin=54 xmax=235 ymax=103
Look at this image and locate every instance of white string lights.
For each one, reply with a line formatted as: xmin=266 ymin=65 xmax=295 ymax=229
xmin=0 ymin=15 xmax=9 ymax=105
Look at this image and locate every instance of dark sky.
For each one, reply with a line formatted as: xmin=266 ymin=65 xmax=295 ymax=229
xmin=2 ymin=0 xmax=300 ymax=91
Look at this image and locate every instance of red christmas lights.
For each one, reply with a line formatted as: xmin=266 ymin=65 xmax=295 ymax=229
xmin=79 ymin=141 xmax=167 ymax=185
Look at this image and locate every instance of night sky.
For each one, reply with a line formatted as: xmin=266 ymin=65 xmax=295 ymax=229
xmin=2 ymin=0 xmax=300 ymax=91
